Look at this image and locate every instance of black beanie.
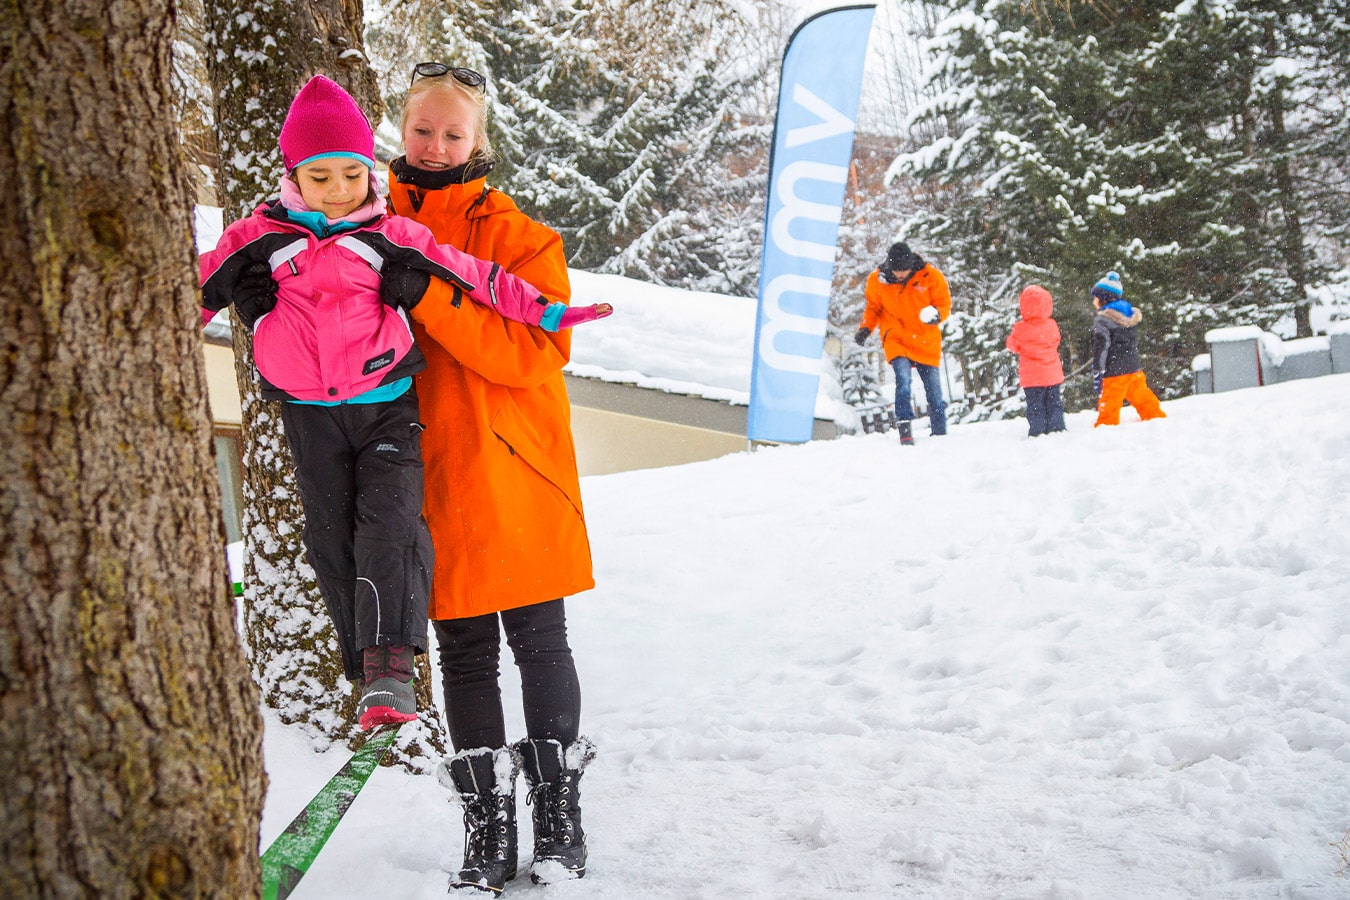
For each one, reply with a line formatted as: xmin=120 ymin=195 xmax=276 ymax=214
xmin=882 ymin=242 xmax=922 ymax=274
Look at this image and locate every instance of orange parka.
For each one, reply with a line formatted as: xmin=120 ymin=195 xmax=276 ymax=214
xmin=387 ymin=169 xmax=594 ymax=620
xmin=861 ymin=264 xmax=952 ymax=367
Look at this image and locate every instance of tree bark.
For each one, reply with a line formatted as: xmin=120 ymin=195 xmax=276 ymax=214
xmin=0 ymin=1 xmax=265 ymax=895
xmin=205 ymin=0 xmax=444 ymax=766
xmin=173 ymin=0 xmax=221 ymax=205
xmin=1262 ymin=17 xmax=1314 ymax=338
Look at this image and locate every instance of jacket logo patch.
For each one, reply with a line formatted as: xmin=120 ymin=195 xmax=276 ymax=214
xmin=363 ymin=349 xmax=395 ymax=375
xmin=375 ymin=442 xmax=400 ymax=453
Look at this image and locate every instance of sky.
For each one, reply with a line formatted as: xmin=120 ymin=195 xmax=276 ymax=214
xmin=258 ymin=367 xmax=1350 ymax=899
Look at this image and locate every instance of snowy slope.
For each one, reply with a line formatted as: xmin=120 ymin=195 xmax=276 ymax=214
xmin=262 ymin=374 xmax=1350 ymax=899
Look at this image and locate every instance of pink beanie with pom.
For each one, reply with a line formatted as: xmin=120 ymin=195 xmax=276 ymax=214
xmin=279 ymin=75 xmax=375 ymax=171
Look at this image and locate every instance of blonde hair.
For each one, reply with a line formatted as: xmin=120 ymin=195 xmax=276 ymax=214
xmin=400 ymin=77 xmax=495 ymax=166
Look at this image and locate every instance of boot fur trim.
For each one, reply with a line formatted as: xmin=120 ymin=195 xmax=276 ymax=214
xmin=563 ymin=735 xmax=597 ymax=772
xmin=436 ymin=745 xmax=520 ymax=805
xmin=516 ymin=735 xmax=597 ymax=777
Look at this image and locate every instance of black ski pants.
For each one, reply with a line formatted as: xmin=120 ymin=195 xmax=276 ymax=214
xmin=1024 ymin=384 xmax=1066 ymax=436
xmin=433 ymin=599 xmax=580 ymax=752
xmin=279 ymin=389 xmax=432 ymax=682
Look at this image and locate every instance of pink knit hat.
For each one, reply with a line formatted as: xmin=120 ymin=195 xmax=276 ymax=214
xmin=278 ymin=75 xmax=375 ymax=171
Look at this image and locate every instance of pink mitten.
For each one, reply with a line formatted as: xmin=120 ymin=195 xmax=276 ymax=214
xmin=558 ymin=302 xmax=614 ymax=329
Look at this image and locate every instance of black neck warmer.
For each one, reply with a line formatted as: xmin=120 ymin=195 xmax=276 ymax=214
xmin=389 ymin=156 xmax=495 ymax=190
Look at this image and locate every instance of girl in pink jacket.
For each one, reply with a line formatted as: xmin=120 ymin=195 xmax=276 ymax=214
xmin=198 ymin=76 xmax=608 ymax=731
xmin=1005 ymin=284 xmax=1067 ymax=436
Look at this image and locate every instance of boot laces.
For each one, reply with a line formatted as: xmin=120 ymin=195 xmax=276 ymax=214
xmin=463 ymin=798 xmax=509 ymax=862
xmin=527 ymin=781 xmax=574 ymax=846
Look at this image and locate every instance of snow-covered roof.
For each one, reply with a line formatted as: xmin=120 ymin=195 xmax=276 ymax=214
xmin=1204 ymin=325 xmax=1264 ymax=343
xmin=565 ymin=271 xmax=756 ymax=405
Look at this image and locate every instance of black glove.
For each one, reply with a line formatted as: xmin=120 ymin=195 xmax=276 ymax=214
xmin=380 ymin=263 xmax=432 ymax=313
xmin=233 ymin=261 xmax=279 ymax=330
xmin=854 ymin=327 xmax=871 ymax=346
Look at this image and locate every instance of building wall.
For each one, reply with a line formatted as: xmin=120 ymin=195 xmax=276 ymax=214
xmin=203 ymin=341 xmax=241 ymax=426
xmin=1196 ymin=328 xmax=1350 ymax=393
xmin=570 ymin=406 xmax=748 ymax=476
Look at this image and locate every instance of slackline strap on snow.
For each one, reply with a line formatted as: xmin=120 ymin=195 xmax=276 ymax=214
xmin=260 ymin=724 xmax=402 ymax=900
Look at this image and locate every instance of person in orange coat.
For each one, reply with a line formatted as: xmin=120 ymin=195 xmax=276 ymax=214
xmin=378 ymin=62 xmax=597 ymax=892
xmin=854 ymin=242 xmax=952 ymax=440
xmin=1005 ymin=284 xmax=1067 ymax=436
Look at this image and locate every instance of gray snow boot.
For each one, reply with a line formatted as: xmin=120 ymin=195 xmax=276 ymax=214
xmin=517 ymin=736 xmax=596 ymax=884
xmin=438 ymin=747 xmax=519 ymax=894
xmin=357 ymin=644 xmax=417 ymax=730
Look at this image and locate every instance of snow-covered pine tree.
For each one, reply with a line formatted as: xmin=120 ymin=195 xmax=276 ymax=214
xmin=1308 ymin=4 xmax=1350 ymax=277
xmin=837 ymin=342 xmax=891 ymax=434
xmin=369 ymin=0 xmax=773 ymax=295
xmin=897 ymin=0 xmax=1350 ymax=402
xmin=203 ymin=0 xmax=445 ymax=771
xmin=589 ymin=3 xmax=775 ymax=296
xmin=1313 ymin=7 xmax=1350 ymax=282
xmin=896 ymin=2 xmax=1130 ymax=407
xmin=1134 ymin=0 xmax=1350 ymax=359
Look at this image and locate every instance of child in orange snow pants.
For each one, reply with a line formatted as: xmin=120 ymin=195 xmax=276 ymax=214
xmin=1088 ymin=271 xmax=1166 ymax=427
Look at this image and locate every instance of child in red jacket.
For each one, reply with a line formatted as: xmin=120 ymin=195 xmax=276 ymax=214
xmin=1005 ymin=284 xmax=1066 ymax=436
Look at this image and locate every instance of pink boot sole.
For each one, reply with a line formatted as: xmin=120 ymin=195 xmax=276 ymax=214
xmin=359 ymin=706 xmax=418 ymax=730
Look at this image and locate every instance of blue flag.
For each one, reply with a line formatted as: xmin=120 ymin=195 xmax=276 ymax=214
xmin=748 ymin=5 xmax=876 ymax=443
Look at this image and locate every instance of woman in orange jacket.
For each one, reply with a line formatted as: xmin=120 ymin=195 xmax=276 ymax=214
xmin=380 ymin=62 xmax=596 ymax=893
xmin=855 ymin=242 xmax=952 ymax=441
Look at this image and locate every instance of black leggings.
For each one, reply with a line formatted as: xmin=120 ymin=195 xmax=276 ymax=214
xmin=433 ymin=599 xmax=581 ymax=752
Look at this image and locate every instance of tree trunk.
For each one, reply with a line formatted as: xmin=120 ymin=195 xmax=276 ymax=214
xmin=173 ymin=0 xmax=221 ymax=205
xmin=1262 ymin=18 xmax=1314 ymax=338
xmin=0 ymin=1 xmax=265 ymax=895
xmin=205 ymin=0 xmax=445 ymax=767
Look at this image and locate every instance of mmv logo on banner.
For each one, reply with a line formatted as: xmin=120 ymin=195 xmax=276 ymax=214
xmin=748 ymin=5 xmax=876 ymax=444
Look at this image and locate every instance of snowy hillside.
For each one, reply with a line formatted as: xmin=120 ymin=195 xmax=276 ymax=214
xmin=262 ymin=373 xmax=1350 ymax=899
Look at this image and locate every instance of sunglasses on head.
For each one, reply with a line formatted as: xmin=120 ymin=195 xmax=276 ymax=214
xmin=410 ymin=62 xmax=487 ymax=91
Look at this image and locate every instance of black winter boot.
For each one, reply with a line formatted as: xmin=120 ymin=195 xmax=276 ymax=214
xmin=438 ymin=747 xmax=519 ymax=894
xmin=517 ymin=736 xmax=596 ymax=884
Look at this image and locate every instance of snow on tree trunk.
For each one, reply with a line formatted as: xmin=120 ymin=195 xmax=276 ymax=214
xmin=204 ymin=0 xmax=445 ymax=770
xmin=0 ymin=1 xmax=265 ymax=893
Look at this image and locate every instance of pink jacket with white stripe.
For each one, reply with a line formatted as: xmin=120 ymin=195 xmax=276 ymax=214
xmin=200 ymin=195 xmax=551 ymax=402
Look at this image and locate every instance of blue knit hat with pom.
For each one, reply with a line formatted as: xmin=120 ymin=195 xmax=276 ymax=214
xmin=1091 ymin=271 xmax=1123 ymax=304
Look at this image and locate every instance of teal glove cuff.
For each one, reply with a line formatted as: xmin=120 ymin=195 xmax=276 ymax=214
xmin=539 ymin=302 xmax=566 ymax=332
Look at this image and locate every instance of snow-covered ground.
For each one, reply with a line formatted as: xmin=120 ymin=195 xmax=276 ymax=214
xmin=262 ymin=372 xmax=1350 ymax=899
